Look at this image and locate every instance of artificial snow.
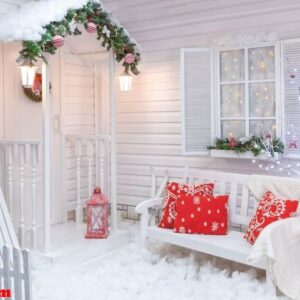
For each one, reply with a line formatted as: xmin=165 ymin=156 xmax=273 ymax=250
xmin=0 ymin=0 xmax=94 ymax=41
xmin=0 ymin=0 xmax=141 ymax=53
xmin=32 ymin=224 xmax=290 ymax=300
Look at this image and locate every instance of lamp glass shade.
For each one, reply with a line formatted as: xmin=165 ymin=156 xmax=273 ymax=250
xmin=119 ymin=72 xmax=133 ymax=92
xmin=19 ymin=61 xmax=38 ymax=88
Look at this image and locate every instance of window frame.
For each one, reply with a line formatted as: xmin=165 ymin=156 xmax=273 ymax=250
xmin=213 ymin=42 xmax=282 ymax=140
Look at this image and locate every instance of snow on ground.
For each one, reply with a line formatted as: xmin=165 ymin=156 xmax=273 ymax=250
xmin=32 ymin=223 xmax=289 ymax=300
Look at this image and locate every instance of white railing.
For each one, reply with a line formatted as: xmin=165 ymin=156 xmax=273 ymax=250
xmin=0 ymin=245 xmax=32 ymax=300
xmin=64 ymin=135 xmax=110 ymax=224
xmin=0 ymin=187 xmax=19 ymax=249
xmin=0 ymin=140 xmax=42 ymax=250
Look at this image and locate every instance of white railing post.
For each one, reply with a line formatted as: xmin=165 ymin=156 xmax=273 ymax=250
xmin=99 ymin=139 xmax=105 ymax=190
xmin=75 ymin=138 xmax=82 ymax=224
xmin=18 ymin=144 xmax=25 ymax=248
xmin=109 ymin=51 xmax=117 ymax=230
xmin=87 ymin=138 xmax=93 ymax=197
xmin=0 ymin=140 xmax=41 ymax=251
xmin=30 ymin=144 xmax=38 ymax=250
xmin=6 ymin=143 xmax=14 ymax=214
xmin=42 ymin=60 xmax=51 ymax=253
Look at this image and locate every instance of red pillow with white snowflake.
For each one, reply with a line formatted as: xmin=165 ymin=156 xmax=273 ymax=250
xmin=244 ymin=191 xmax=299 ymax=244
xmin=173 ymin=191 xmax=229 ymax=235
xmin=158 ymin=182 xmax=214 ymax=229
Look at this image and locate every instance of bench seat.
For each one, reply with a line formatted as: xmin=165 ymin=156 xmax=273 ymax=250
xmin=147 ymin=226 xmax=264 ymax=269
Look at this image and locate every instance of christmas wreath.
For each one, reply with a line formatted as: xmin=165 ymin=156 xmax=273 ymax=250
xmin=208 ymin=135 xmax=285 ymax=157
xmin=23 ymin=87 xmax=42 ymax=103
xmin=17 ymin=1 xmax=141 ymax=75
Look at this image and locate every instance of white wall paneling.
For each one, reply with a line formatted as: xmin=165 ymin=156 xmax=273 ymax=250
xmin=102 ymin=0 xmax=300 ymax=207
xmin=59 ymin=46 xmax=97 ymax=218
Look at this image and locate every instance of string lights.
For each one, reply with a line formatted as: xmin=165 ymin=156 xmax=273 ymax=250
xmin=220 ymin=46 xmax=300 ymax=177
xmin=220 ymin=46 xmax=275 ymax=138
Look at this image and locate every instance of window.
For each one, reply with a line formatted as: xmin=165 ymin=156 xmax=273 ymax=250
xmin=217 ymin=45 xmax=279 ymax=139
xmin=181 ymin=39 xmax=300 ymax=157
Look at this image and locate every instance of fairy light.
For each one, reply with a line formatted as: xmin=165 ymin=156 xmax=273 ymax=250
xmin=249 ymin=123 xmax=300 ymax=177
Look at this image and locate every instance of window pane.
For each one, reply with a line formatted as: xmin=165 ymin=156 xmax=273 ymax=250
xmin=249 ymin=82 xmax=275 ymax=117
xmin=249 ymin=120 xmax=276 ymax=137
xmin=248 ymin=46 xmax=275 ymax=80
xmin=220 ymin=50 xmax=245 ymax=82
xmin=221 ymin=84 xmax=245 ymax=118
xmin=221 ymin=120 xmax=245 ymax=139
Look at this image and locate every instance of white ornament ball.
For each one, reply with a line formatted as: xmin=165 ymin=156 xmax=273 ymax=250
xmin=52 ymin=35 xmax=64 ymax=48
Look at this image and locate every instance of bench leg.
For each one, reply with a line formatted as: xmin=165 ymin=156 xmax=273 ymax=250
xmin=266 ymin=269 xmax=277 ymax=296
xmin=140 ymin=211 xmax=149 ymax=248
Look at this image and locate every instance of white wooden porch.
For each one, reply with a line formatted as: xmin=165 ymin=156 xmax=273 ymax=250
xmin=0 ymin=132 xmax=123 ymax=256
xmin=0 ymin=46 xmax=124 ymax=257
xmin=41 ymin=222 xmax=130 ymax=264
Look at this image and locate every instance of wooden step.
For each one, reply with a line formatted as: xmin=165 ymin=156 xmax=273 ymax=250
xmin=36 ymin=221 xmax=131 ymax=265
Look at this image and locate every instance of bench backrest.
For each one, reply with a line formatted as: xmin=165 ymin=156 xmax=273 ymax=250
xmin=150 ymin=167 xmax=257 ymax=227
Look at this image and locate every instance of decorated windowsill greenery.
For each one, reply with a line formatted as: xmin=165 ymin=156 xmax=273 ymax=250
xmin=208 ymin=135 xmax=284 ymax=160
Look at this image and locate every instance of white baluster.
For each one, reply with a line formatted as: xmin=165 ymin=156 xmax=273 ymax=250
xmin=87 ymin=139 xmax=93 ymax=197
xmin=30 ymin=144 xmax=38 ymax=249
xmin=18 ymin=144 xmax=26 ymax=247
xmin=6 ymin=144 xmax=14 ymax=215
xmin=75 ymin=139 xmax=82 ymax=224
xmin=99 ymin=139 xmax=105 ymax=190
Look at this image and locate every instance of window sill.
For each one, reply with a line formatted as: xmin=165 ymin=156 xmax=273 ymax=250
xmin=210 ymin=149 xmax=279 ymax=160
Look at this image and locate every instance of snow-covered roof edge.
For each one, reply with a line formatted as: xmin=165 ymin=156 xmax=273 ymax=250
xmin=0 ymin=0 xmax=140 ymax=53
xmin=0 ymin=0 xmax=92 ymax=41
xmin=0 ymin=0 xmax=141 ymax=75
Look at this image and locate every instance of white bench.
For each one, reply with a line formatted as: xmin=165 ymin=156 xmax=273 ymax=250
xmin=135 ymin=167 xmax=277 ymax=293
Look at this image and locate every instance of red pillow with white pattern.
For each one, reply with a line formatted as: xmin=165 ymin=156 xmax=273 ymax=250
xmin=158 ymin=182 xmax=214 ymax=229
xmin=173 ymin=191 xmax=229 ymax=235
xmin=244 ymin=191 xmax=299 ymax=244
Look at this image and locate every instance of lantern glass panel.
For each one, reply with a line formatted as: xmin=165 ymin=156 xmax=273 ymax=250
xmin=119 ymin=74 xmax=133 ymax=91
xmin=91 ymin=206 xmax=102 ymax=232
xmin=20 ymin=65 xmax=38 ymax=88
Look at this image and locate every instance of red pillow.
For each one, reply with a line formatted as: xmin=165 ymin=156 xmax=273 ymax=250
xmin=173 ymin=191 xmax=229 ymax=235
xmin=244 ymin=191 xmax=299 ymax=244
xmin=158 ymin=182 xmax=214 ymax=229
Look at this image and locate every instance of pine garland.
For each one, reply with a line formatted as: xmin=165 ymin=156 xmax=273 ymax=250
xmin=17 ymin=1 xmax=141 ymax=75
xmin=208 ymin=136 xmax=285 ymax=157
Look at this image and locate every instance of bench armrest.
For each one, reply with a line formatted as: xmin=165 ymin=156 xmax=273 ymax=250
xmin=135 ymin=197 xmax=163 ymax=214
xmin=135 ymin=197 xmax=163 ymax=247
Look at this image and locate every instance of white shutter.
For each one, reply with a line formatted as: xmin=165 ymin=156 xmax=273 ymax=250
xmin=281 ymin=39 xmax=300 ymax=158
xmin=181 ymin=48 xmax=214 ymax=155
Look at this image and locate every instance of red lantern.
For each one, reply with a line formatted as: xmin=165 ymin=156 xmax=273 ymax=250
xmin=85 ymin=187 xmax=109 ymax=239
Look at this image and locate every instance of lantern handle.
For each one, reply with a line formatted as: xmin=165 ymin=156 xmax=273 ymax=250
xmin=94 ymin=186 xmax=101 ymax=193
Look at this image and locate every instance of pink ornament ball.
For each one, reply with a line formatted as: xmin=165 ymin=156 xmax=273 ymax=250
xmin=86 ymin=22 xmax=97 ymax=33
xmin=124 ymin=53 xmax=136 ymax=64
xmin=52 ymin=35 xmax=64 ymax=48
